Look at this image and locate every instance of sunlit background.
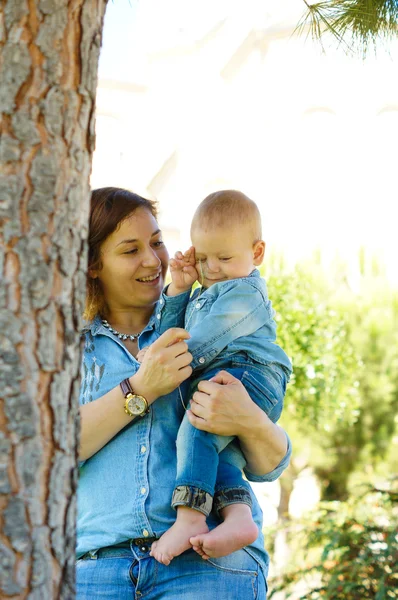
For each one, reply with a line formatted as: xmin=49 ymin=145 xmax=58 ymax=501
xmin=92 ymin=1 xmax=398 ymax=594
xmin=92 ymin=0 xmax=398 ymax=285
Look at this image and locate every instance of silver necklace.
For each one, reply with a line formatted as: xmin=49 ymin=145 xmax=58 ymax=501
xmin=102 ymin=319 xmax=141 ymax=342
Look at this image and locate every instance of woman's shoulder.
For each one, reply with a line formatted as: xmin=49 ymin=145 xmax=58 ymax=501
xmin=80 ymin=315 xmax=102 ymax=336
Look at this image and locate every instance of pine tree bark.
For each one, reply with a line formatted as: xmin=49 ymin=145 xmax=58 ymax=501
xmin=0 ymin=1 xmax=107 ymax=597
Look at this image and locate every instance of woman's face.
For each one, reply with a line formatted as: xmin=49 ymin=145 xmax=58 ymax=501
xmin=92 ymin=207 xmax=169 ymax=312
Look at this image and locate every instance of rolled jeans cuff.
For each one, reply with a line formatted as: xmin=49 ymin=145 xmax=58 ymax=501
xmin=172 ymin=485 xmax=213 ymax=517
xmin=214 ymin=487 xmax=253 ymax=513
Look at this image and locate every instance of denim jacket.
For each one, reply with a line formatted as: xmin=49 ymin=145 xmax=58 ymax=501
xmin=77 ymin=288 xmax=292 ymax=575
xmin=185 ymin=269 xmax=292 ymax=374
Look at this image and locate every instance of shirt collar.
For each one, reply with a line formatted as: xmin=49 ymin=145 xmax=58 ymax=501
xmin=195 ymin=268 xmax=261 ymax=294
xmin=248 ymin=268 xmax=260 ymax=279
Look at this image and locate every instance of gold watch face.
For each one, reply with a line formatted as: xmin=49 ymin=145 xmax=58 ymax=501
xmin=126 ymin=394 xmax=147 ymax=416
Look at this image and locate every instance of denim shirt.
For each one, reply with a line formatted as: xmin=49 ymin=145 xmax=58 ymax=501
xmin=77 ymin=288 xmax=292 ymax=574
xmin=185 ymin=269 xmax=292 ymax=374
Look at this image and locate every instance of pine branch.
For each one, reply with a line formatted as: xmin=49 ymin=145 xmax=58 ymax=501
xmin=296 ymin=0 xmax=398 ymax=56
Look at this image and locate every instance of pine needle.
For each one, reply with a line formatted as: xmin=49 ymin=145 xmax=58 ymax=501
xmin=294 ymin=0 xmax=398 ymax=56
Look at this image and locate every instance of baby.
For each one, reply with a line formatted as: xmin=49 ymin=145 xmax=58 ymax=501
xmin=149 ymin=190 xmax=292 ymax=565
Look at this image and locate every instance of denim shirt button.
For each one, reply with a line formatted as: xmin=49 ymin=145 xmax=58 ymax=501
xmin=156 ymin=314 xmax=161 ymax=319
xmin=195 ymin=303 xmax=201 ymax=309
xmin=143 ymin=529 xmax=149 ymax=537
xmin=198 ymin=357 xmax=205 ymax=364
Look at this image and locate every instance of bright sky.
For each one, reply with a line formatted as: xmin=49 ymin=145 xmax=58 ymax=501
xmin=99 ymin=0 xmax=305 ymax=80
xmin=95 ymin=0 xmax=398 ymax=285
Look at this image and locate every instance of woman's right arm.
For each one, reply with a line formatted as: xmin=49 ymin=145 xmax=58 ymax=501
xmin=79 ymin=328 xmax=192 ymax=461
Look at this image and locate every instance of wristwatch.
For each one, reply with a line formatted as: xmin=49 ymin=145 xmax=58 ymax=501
xmin=120 ymin=378 xmax=149 ymax=417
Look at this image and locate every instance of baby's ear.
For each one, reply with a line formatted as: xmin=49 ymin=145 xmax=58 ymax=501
xmin=253 ymin=240 xmax=266 ymax=266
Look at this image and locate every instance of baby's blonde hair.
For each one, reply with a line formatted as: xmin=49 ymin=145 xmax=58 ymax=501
xmin=191 ymin=190 xmax=262 ymax=242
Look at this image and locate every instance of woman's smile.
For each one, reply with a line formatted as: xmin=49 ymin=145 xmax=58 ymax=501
xmin=136 ymin=271 xmax=162 ymax=284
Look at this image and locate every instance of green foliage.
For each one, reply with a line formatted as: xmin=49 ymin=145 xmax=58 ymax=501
xmin=295 ymin=0 xmax=398 ymax=56
xmin=348 ymin=281 xmax=398 ymax=437
xmin=268 ymin=482 xmax=398 ymax=599
xmin=263 ymin=260 xmax=361 ymax=433
xmin=320 ymin=284 xmax=398 ymax=498
xmin=263 ymin=252 xmax=398 ymax=499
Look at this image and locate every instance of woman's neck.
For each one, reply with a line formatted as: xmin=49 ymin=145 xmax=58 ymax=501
xmin=102 ymin=305 xmax=154 ymax=334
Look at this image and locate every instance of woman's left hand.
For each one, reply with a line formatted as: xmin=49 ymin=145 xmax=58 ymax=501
xmin=187 ymin=369 xmax=289 ymax=477
xmin=186 ymin=370 xmax=255 ymax=437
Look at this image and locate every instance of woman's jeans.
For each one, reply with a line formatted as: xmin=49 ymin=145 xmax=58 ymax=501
xmin=173 ymin=362 xmax=287 ymax=515
xmin=76 ymin=542 xmax=267 ymax=600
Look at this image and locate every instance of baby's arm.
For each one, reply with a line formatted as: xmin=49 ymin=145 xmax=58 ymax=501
xmin=167 ymin=246 xmax=198 ymax=297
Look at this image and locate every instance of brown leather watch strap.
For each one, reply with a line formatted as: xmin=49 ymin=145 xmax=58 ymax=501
xmin=120 ymin=378 xmax=133 ymax=398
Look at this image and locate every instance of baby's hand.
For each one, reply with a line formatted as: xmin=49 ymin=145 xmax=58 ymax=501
xmin=136 ymin=346 xmax=149 ymax=363
xmin=168 ymin=247 xmax=198 ymax=295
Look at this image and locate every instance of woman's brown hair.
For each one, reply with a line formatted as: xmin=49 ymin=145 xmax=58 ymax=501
xmin=84 ymin=187 xmax=158 ymax=321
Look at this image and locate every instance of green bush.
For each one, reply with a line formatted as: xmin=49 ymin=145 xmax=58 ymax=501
xmin=263 ymin=254 xmax=398 ymax=500
xmin=264 ymin=261 xmax=362 ymax=431
xmin=268 ymin=482 xmax=398 ymax=600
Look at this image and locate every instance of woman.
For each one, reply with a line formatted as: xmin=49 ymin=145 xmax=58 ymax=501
xmin=77 ymin=187 xmax=292 ymax=599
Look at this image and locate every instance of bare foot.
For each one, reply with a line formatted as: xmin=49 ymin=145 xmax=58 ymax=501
xmin=190 ymin=504 xmax=258 ymax=560
xmin=150 ymin=506 xmax=209 ymax=565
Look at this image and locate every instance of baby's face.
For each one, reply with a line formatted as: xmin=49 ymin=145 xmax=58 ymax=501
xmin=191 ymin=225 xmax=263 ymax=288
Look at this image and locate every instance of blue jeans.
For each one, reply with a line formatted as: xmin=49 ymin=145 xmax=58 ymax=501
xmin=76 ymin=543 xmax=267 ymax=599
xmin=173 ymin=361 xmax=287 ymax=515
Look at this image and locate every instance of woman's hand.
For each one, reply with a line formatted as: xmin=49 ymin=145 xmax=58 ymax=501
xmin=132 ymin=328 xmax=193 ymax=403
xmin=79 ymin=328 xmax=192 ymax=461
xmin=187 ymin=370 xmax=288 ymax=476
xmin=186 ymin=370 xmax=253 ymax=437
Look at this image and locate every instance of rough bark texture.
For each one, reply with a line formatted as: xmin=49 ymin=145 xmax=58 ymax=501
xmin=0 ymin=1 xmax=107 ymax=597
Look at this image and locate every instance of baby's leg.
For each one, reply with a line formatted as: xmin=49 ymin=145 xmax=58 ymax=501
xmin=190 ymin=450 xmax=257 ymax=559
xmin=151 ymin=376 xmax=236 ymax=566
xmin=190 ymin=364 xmax=288 ymax=559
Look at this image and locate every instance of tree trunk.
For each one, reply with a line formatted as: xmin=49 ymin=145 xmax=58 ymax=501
xmin=0 ymin=1 xmax=107 ymax=597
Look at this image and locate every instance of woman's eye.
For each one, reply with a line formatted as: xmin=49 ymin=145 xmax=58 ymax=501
xmin=125 ymin=248 xmax=138 ymax=254
xmin=153 ymin=241 xmax=164 ymax=247
xmin=220 ymin=257 xmax=232 ymax=262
